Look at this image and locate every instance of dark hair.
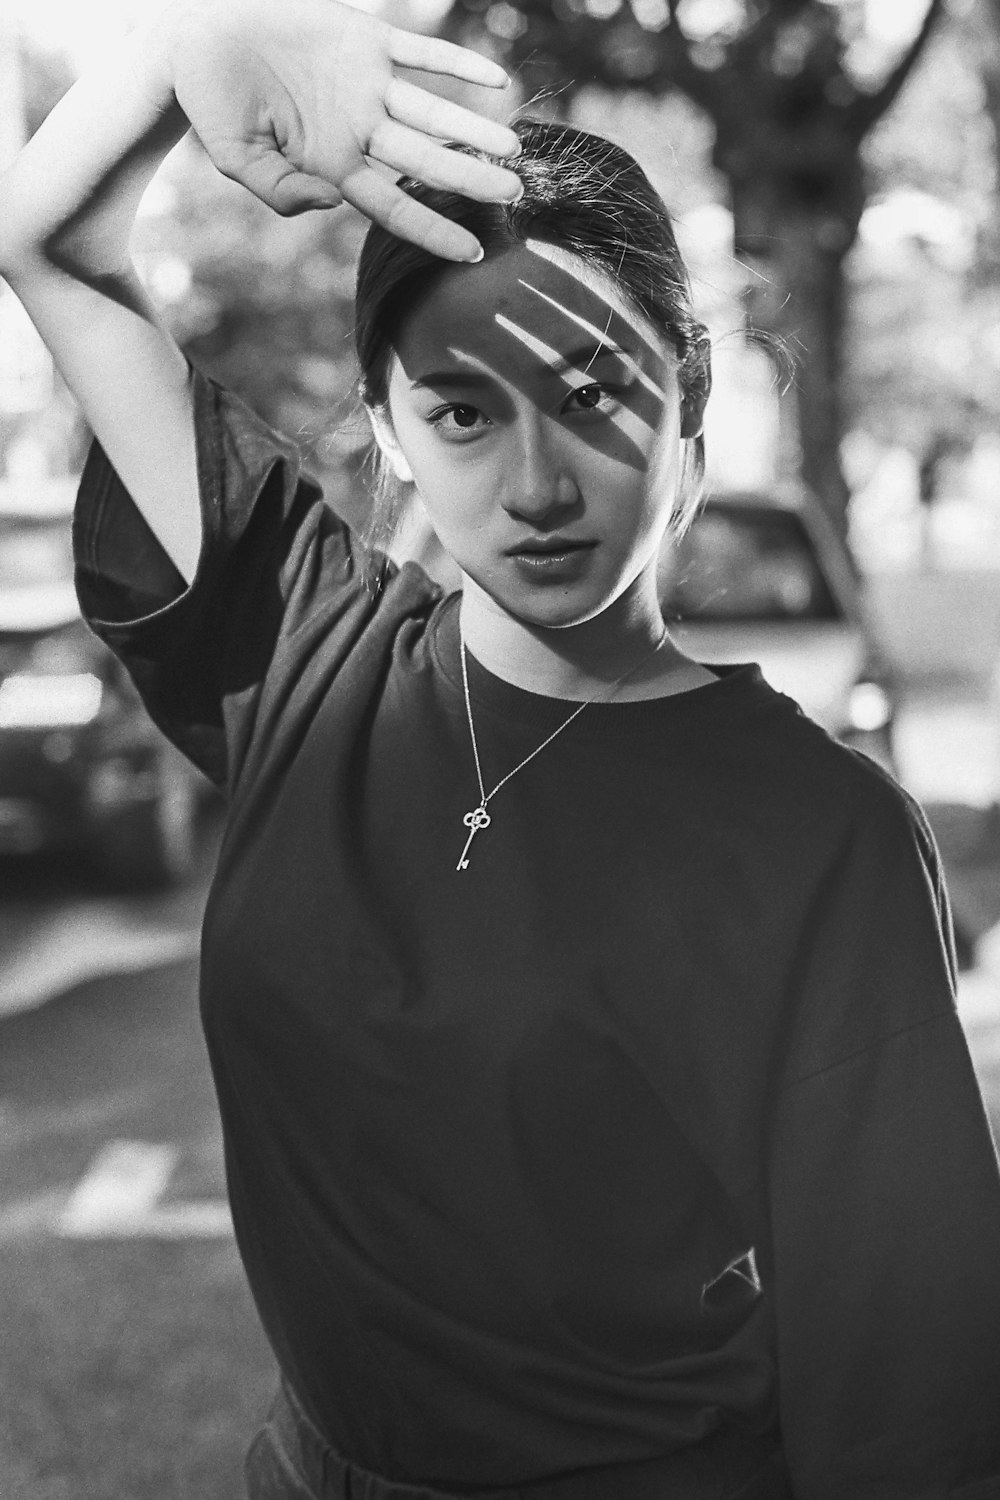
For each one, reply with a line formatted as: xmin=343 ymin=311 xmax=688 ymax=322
xmin=354 ymin=118 xmax=711 ymax=553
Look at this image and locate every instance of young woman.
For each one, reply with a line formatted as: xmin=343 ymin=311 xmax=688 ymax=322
xmin=3 ymin=4 xmax=1000 ymax=1496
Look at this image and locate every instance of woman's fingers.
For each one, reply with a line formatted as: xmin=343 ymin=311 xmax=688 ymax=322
xmin=341 ymin=166 xmax=484 ymax=262
xmin=176 ymin=1 xmax=523 ymax=246
xmin=216 ymin=143 xmax=344 ymax=217
xmin=384 ymin=77 xmax=520 ymax=158
xmin=386 ymin=28 xmax=511 ymax=90
xmin=257 ymin=169 xmax=344 ymax=217
xmin=368 ymin=119 xmax=522 ymax=202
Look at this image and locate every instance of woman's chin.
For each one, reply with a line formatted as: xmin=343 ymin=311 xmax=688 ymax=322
xmin=472 ymin=582 xmax=611 ymax=633
xmin=464 ymin=564 xmax=652 ymax=636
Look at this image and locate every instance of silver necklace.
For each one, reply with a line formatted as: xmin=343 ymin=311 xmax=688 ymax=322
xmin=456 ymin=624 xmax=670 ymax=871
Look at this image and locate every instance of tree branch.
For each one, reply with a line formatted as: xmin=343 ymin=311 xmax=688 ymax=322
xmin=655 ymin=0 xmax=728 ymax=111
xmin=847 ymin=0 xmax=945 ymax=136
xmin=741 ymin=0 xmax=814 ymax=50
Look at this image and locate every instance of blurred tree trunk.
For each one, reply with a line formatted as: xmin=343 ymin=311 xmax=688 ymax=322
xmin=712 ymin=48 xmax=870 ymax=522
xmin=974 ymin=0 xmax=1000 ymax=114
xmin=972 ymin=0 xmax=1000 ymax=193
xmin=749 ymin=211 xmax=852 ymax=515
xmin=445 ymin=0 xmax=944 ymax=539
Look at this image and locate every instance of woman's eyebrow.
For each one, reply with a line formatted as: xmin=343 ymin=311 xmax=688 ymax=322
xmin=494 ymin=314 xmax=623 ymax=378
xmin=407 ymin=368 xmax=498 ymax=391
xmin=516 ymin=280 xmax=665 ymax=397
xmin=494 ymin=316 xmax=661 ymax=438
xmin=414 ymin=346 xmax=660 ymax=470
xmin=407 ymin=342 xmax=626 ymax=390
xmin=488 ymin=321 xmax=662 ymax=451
xmin=542 ymin=342 xmax=630 ymax=375
xmin=520 ymin=242 xmax=666 ymax=371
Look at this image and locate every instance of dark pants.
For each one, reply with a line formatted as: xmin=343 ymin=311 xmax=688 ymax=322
xmin=244 ymin=1381 xmax=791 ymax=1500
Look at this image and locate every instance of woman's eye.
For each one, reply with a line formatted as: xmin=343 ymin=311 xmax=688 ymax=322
xmin=427 ymin=403 xmax=489 ymax=439
xmin=565 ymin=383 xmax=621 ymax=415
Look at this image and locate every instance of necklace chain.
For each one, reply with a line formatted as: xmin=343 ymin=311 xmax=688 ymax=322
xmin=456 ymin=624 xmax=669 ymax=871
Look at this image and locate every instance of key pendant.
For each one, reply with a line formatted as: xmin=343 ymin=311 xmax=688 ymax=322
xmin=457 ymin=804 xmax=491 ymax=871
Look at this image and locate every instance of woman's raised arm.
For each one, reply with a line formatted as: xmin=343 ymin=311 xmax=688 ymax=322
xmin=0 ymin=0 xmax=521 ymax=584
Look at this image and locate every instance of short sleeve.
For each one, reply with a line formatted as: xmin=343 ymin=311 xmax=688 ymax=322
xmin=73 ymin=365 xmax=397 ymax=795
xmin=768 ymin=785 xmax=1000 ymax=1496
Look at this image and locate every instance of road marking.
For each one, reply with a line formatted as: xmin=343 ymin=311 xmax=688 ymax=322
xmin=56 ymin=1140 xmax=232 ymax=1239
xmin=0 ymin=903 xmax=199 ymax=1018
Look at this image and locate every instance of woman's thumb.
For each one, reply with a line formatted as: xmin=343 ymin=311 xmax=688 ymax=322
xmin=221 ymin=148 xmax=344 ymax=216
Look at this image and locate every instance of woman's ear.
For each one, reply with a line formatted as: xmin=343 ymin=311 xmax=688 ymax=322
xmin=366 ymin=405 xmax=414 ymax=483
xmin=680 ymin=328 xmax=712 ymax=440
xmin=680 ymin=388 xmax=709 ymax=441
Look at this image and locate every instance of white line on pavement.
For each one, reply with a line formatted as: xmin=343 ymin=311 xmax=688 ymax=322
xmin=0 ymin=903 xmax=199 ymax=1017
xmin=56 ymin=1140 xmax=232 ymax=1239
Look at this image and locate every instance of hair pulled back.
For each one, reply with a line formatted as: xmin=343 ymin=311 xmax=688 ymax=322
xmin=354 ymin=118 xmax=711 ymax=549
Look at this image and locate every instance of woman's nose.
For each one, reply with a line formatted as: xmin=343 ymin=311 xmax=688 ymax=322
xmin=501 ymin=416 xmax=581 ymax=523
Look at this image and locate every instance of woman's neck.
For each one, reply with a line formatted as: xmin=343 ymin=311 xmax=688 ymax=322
xmin=457 ymin=575 xmax=714 ymax=701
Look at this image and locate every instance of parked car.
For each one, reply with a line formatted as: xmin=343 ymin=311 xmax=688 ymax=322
xmin=659 ymin=485 xmax=898 ymax=772
xmin=0 ymin=488 xmax=207 ymax=886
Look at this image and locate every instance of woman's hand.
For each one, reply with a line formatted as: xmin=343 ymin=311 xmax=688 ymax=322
xmin=157 ymin=0 xmax=522 ymax=261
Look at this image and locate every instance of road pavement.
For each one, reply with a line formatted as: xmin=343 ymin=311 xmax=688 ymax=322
xmin=0 ymin=824 xmax=271 ymax=1500
xmin=0 ymin=824 xmax=227 ymax=1244
xmin=894 ymin=684 xmax=1000 ymax=1099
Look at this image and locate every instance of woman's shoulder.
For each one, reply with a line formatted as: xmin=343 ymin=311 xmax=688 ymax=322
xmin=719 ymin=666 xmax=932 ymax=855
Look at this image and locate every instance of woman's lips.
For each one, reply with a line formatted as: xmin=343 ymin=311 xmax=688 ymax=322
xmin=506 ymin=540 xmax=597 ymax=578
xmin=506 ymin=538 xmax=596 ymax=557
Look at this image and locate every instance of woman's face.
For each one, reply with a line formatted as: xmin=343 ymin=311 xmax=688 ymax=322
xmin=377 ymin=239 xmax=703 ymax=631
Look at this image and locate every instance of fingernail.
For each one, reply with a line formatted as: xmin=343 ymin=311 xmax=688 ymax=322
xmin=464 ymin=243 xmax=485 ymax=264
xmin=483 ymin=63 xmax=512 ymax=88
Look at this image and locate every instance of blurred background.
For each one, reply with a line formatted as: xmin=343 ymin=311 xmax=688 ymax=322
xmin=2 ymin=0 xmax=1000 ymax=1495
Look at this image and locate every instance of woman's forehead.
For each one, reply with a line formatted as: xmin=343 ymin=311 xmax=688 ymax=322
xmin=389 ymin=240 xmax=669 ymax=390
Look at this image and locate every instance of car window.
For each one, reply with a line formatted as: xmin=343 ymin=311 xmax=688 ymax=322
xmin=663 ymin=504 xmax=842 ymax=622
xmin=0 ymin=517 xmax=74 ymax=591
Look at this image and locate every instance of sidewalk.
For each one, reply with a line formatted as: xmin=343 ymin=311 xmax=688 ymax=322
xmin=893 ymin=680 xmax=1000 ymax=1035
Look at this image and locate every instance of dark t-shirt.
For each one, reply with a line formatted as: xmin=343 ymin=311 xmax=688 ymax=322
xmin=74 ymin=369 xmax=1000 ymax=1496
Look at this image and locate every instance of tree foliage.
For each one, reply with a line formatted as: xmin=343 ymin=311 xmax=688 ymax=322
xmin=20 ymin=7 xmax=981 ymax=540
xmin=17 ymin=38 xmax=374 ymax=526
xmin=849 ymin=19 xmax=999 ymax=461
xmin=444 ymin=0 xmax=946 ymax=529
xmin=130 ymin=142 xmax=375 ymax=527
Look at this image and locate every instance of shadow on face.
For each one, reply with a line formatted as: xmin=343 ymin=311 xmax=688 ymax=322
xmin=390 ymin=241 xmax=675 ymax=474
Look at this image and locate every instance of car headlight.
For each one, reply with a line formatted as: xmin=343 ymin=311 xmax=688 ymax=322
xmin=847 ymin=680 xmax=893 ymax=733
xmin=0 ymin=672 xmax=103 ymax=728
